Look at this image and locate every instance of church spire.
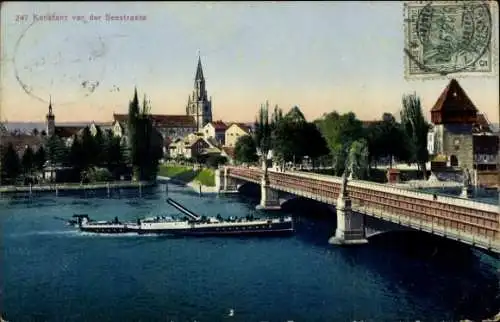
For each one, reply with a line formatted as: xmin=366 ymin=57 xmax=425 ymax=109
xmin=195 ymin=54 xmax=204 ymax=81
xmin=48 ymin=95 xmax=53 ymax=115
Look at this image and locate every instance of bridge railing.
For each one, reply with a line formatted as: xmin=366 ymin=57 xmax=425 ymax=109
xmin=227 ymin=166 xmax=497 ymax=213
xmin=355 ymin=202 xmax=498 ymax=252
xmin=224 ymin=166 xmax=498 ymax=244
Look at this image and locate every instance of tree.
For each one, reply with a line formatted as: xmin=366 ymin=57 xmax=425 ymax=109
xmin=234 ymin=135 xmax=258 ymax=163
xmin=21 ymin=146 xmax=35 ymax=175
xmin=104 ymin=131 xmax=126 ymax=177
xmin=80 ymin=127 xmax=97 ymax=167
xmin=127 ymin=89 xmax=163 ymax=181
xmin=401 ymin=93 xmax=430 ymax=179
xmin=253 ymin=101 xmax=274 ymax=173
xmin=34 ymin=146 xmax=46 ymax=171
xmin=128 ymin=87 xmax=141 ymax=178
xmin=205 ymin=155 xmax=227 ymax=168
xmin=366 ymin=113 xmax=406 ymax=168
xmin=348 ymin=139 xmax=370 ymax=180
xmin=318 ymin=111 xmax=364 ymax=175
xmin=1 ymin=143 xmax=21 ymax=184
xmin=46 ymin=135 xmax=68 ymax=166
xmin=93 ymin=126 xmax=106 ymax=166
xmin=302 ymin=122 xmax=329 ymax=168
xmin=68 ymin=136 xmax=85 ymax=173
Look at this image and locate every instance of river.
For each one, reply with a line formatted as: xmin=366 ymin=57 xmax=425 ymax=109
xmin=1 ymin=183 xmax=498 ymax=321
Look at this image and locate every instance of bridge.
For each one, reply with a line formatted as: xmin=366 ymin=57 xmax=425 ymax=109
xmin=215 ymin=166 xmax=499 ymax=255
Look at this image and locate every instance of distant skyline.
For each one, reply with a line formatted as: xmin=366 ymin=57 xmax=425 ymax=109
xmin=1 ymin=1 xmax=499 ymax=123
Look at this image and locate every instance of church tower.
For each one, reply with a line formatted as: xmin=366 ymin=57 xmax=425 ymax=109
xmin=46 ymin=96 xmax=55 ymax=136
xmin=186 ymin=55 xmax=213 ymax=132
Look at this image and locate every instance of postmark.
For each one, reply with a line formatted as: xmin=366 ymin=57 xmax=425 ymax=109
xmin=12 ymin=20 xmax=107 ymax=106
xmin=403 ymin=1 xmax=498 ymax=80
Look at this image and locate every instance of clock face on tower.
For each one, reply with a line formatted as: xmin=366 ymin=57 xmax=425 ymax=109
xmin=454 ymin=139 xmax=460 ymax=145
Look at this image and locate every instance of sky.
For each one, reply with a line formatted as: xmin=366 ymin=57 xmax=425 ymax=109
xmin=1 ymin=1 xmax=499 ymax=124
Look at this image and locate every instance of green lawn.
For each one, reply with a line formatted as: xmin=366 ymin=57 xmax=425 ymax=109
xmin=195 ymin=169 xmax=215 ymax=187
xmin=158 ymin=165 xmax=215 ymax=187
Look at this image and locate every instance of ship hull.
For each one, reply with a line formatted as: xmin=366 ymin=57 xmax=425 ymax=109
xmin=80 ymin=226 xmax=131 ymax=234
xmin=136 ymin=221 xmax=293 ymax=236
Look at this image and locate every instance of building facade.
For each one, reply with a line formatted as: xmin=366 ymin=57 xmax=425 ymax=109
xmin=169 ymin=133 xmax=217 ymax=160
xmin=203 ymin=121 xmax=227 ymax=146
xmin=46 ymin=100 xmax=113 ymax=146
xmin=112 ymin=114 xmax=196 ymax=142
xmin=224 ymin=123 xmax=252 ymax=148
xmin=427 ymin=79 xmax=477 ymax=171
xmin=427 ymin=79 xmax=499 ymax=187
xmin=186 ymin=56 xmax=213 ymax=132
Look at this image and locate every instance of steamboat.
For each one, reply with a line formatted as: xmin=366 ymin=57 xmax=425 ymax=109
xmin=68 ymin=198 xmax=294 ymax=236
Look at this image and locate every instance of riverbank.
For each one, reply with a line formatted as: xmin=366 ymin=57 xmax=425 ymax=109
xmin=0 ymin=181 xmax=154 ymax=194
xmin=157 ymin=164 xmax=217 ymax=193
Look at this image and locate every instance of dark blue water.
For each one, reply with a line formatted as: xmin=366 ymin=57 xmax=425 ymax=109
xmin=1 ymin=184 xmax=499 ymax=322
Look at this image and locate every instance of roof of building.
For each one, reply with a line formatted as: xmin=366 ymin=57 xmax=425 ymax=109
xmin=205 ymin=137 xmax=220 ymax=148
xmin=221 ymin=147 xmax=236 ymax=159
xmin=113 ymin=114 xmax=196 ymax=128
xmin=431 ymin=79 xmax=478 ymax=113
xmin=209 ymin=120 xmax=227 ymax=130
xmin=55 ymin=126 xmax=83 ymax=138
xmin=227 ymin=122 xmax=252 ymax=134
xmin=473 ymin=113 xmax=492 ymax=133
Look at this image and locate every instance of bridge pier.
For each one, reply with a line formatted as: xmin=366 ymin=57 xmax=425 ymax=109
xmin=256 ymin=178 xmax=281 ymax=210
xmin=215 ymin=169 xmax=239 ymax=193
xmin=329 ymin=190 xmax=368 ymax=246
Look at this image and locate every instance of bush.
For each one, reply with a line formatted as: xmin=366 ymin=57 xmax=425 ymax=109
xmin=82 ymin=167 xmax=113 ymax=182
xmin=206 ymin=155 xmax=227 ymax=168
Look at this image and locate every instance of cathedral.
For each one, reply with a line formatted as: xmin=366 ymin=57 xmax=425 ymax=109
xmin=186 ymin=56 xmax=213 ymax=132
xmin=112 ymin=56 xmax=214 ymax=140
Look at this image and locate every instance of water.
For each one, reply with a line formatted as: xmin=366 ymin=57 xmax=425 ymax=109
xmin=1 ymin=184 xmax=498 ymax=321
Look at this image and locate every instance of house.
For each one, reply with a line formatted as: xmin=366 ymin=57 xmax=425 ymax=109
xmin=224 ymin=123 xmax=252 ymax=148
xmin=112 ymin=114 xmax=197 ymax=142
xmin=203 ymin=121 xmax=227 ymax=146
xmin=169 ymin=133 xmax=218 ymax=160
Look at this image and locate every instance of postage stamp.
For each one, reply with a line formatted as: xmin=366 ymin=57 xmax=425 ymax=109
xmin=403 ymin=1 xmax=498 ymax=80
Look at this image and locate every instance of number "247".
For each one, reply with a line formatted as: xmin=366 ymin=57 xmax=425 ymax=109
xmin=16 ymin=14 xmax=29 ymax=21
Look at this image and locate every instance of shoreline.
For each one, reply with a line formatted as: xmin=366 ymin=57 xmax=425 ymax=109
xmin=0 ymin=181 xmax=154 ymax=194
xmin=157 ymin=176 xmax=219 ymax=194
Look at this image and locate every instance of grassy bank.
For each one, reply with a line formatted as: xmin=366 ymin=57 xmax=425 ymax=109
xmin=158 ymin=165 xmax=215 ymax=187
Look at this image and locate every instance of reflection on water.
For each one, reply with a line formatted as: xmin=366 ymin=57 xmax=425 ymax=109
xmin=0 ymin=183 xmax=498 ymax=322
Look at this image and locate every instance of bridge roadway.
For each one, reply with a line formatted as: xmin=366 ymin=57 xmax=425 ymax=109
xmin=224 ymin=166 xmax=499 ymax=254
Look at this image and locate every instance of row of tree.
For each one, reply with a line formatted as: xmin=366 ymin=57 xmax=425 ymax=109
xmin=234 ymin=93 xmax=430 ymax=180
xmin=0 ymin=127 xmax=128 ymax=184
xmin=1 ymin=88 xmax=164 ymax=184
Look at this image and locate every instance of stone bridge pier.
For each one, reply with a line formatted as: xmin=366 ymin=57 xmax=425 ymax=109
xmin=215 ymin=168 xmax=241 ymax=193
xmin=256 ymin=174 xmax=281 ymax=210
xmin=328 ymin=191 xmax=368 ymax=245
